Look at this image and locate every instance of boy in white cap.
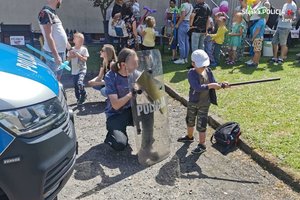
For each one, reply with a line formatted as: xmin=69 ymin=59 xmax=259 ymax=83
xmin=177 ymin=50 xmax=229 ymax=154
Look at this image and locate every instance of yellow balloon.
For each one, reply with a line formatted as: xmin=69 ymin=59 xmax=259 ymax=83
xmin=247 ymin=0 xmax=256 ymax=6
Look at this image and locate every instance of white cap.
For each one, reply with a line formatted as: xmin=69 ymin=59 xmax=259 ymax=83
xmin=191 ymin=49 xmax=210 ymax=68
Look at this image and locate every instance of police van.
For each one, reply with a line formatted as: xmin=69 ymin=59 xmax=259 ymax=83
xmin=0 ymin=43 xmax=77 ymax=200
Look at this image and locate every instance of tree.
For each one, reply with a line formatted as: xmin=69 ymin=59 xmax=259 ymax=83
xmin=88 ymin=0 xmax=115 ymax=20
xmin=88 ymin=0 xmax=115 ymax=40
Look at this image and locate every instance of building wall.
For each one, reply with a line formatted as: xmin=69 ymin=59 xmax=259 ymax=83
xmin=0 ymin=0 xmax=169 ymax=33
xmin=0 ymin=0 xmax=289 ymax=34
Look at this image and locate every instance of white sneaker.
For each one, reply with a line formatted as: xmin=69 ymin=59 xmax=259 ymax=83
xmin=174 ymin=59 xmax=185 ymax=64
xmin=245 ymin=59 xmax=253 ymax=65
xmin=184 ymin=58 xmax=188 ymax=63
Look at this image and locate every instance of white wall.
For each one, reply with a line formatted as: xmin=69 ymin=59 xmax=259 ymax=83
xmin=0 ymin=0 xmax=169 ymax=33
xmin=0 ymin=0 xmax=288 ymax=33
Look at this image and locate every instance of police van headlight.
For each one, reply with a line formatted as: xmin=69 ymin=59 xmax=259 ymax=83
xmin=0 ymin=98 xmax=67 ymax=138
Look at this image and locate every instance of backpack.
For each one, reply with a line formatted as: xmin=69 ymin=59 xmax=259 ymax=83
xmin=210 ymin=122 xmax=241 ymax=154
xmin=266 ymin=6 xmax=279 ymax=30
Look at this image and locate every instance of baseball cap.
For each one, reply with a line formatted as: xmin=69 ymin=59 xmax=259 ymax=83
xmin=191 ymin=49 xmax=210 ymax=68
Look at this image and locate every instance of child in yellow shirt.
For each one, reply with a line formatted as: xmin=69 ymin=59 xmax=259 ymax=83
xmin=140 ymin=16 xmax=156 ymax=50
xmin=208 ymin=17 xmax=228 ymax=67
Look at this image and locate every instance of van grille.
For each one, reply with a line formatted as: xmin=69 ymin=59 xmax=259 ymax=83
xmin=43 ymin=154 xmax=75 ymax=199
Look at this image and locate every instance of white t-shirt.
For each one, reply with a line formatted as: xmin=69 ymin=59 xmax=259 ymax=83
xmin=277 ymin=2 xmax=297 ymax=29
xmin=132 ymin=2 xmax=140 ymax=18
xmin=181 ymin=3 xmax=193 ymax=21
xmin=67 ymin=46 xmax=90 ymax=75
xmin=38 ymin=6 xmax=68 ymax=53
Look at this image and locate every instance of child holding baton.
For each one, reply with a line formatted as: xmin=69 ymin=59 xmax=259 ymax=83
xmin=177 ymin=50 xmax=229 ymax=154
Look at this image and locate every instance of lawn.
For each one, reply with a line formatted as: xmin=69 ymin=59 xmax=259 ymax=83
xmin=84 ymin=44 xmax=300 ymax=176
xmin=86 ymin=45 xmax=102 ymax=73
xmin=161 ymin=45 xmax=300 ymax=176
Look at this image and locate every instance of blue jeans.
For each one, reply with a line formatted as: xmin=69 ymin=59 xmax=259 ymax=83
xmin=191 ymin=32 xmax=206 ymax=52
xmin=178 ymin=20 xmax=190 ymax=59
xmin=212 ymin=43 xmax=221 ymax=65
xmin=44 ymin=51 xmax=65 ymax=80
xmin=204 ymin=36 xmax=214 ymax=64
xmin=73 ymin=71 xmax=86 ymax=100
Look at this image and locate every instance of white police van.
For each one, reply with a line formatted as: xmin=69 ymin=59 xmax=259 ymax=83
xmin=0 ymin=43 xmax=77 ymax=200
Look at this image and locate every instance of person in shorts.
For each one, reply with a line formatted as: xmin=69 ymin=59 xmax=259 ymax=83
xmin=271 ymin=0 xmax=297 ymax=65
xmin=247 ymin=7 xmax=267 ymax=68
xmin=177 ymin=50 xmax=229 ymax=154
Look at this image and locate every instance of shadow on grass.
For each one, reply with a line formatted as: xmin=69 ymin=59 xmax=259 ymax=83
xmin=227 ymin=65 xmax=267 ymax=75
xmin=163 ymin=62 xmax=189 ymax=74
xmin=266 ymin=63 xmax=284 ymax=72
xmin=170 ymin=71 xmax=188 ymax=83
xmin=74 ymin=143 xmax=145 ymax=199
xmin=286 ymin=61 xmax=300 ymax=68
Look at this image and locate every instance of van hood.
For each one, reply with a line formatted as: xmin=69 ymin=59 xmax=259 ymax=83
xmin=0 ymin=43 xmax=59 ymax=111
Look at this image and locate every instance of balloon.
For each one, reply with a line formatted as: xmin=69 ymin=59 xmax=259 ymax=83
xmin=220 ymin=1 xmax=229 ymax=7
xmin=212 ymin=7 xmax=220 ymax=16
xmin=219 ymin=5 xmax=229 ymax=13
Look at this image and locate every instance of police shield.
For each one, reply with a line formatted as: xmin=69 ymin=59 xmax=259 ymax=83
xmin=128 ymin=49 xmax=170 ymax=166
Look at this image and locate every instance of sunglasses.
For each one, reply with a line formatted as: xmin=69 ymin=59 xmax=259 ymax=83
xmin=98 ymin=49 xmax=106 ymax=54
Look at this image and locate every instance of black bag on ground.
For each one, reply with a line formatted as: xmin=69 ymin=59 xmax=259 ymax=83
xmin=210 ymin=122 xmax=241 ymax=154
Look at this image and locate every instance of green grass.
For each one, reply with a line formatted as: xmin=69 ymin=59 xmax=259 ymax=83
xmin=161 ymin=45 xmax=300 ymax=175
xmin=86 ymin=45 xmax=102 ymax=73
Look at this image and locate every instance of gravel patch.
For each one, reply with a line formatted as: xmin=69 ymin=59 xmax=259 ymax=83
xmin=59 ymin=87 xmax=299 ymax=200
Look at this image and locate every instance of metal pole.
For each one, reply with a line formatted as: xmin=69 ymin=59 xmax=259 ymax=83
xmin=229 ymin=78 xmax=281 ymax=87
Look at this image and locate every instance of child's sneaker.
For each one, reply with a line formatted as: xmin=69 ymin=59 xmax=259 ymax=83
xmin=226 ymin=60 xmax=235 ymax=65
xmin=277 ymin=58 xmax=284 ymax=65
xmin=247 ymin=63 xmax=258 ymax=68
xmin=269 ymin=57 xmax=277 ymax=63
xmin=177 ymin=135 xmax=194 ymax=143
xmin=191 ymin=144 xmax=206 ymax=154
xmin=174 ymin=59 xmax=185 ymax=64
xmin=245 ymin=59 xmax=253 ymax=65
xmin=77 ymin=94 xmax=87 ymax=106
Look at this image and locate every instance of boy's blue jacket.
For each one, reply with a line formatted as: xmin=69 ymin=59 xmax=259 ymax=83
xmin=187 ymin=67 xmax=218 ymax=105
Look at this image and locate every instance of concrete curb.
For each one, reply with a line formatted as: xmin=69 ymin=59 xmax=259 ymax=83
xmin=164 ymin=83 xmax=300 ymax=193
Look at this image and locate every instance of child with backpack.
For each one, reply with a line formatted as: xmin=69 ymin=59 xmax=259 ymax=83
xmin=177 ymin=49 xmax=229 ymax=154
xmin=67 ymin=32 xmax=90 ymax=106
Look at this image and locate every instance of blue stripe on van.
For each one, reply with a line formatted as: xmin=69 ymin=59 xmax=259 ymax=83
xmin=0 ymin=43 xmax=59 ymax=95
xmin=0 ymin=128 xmax=15 ymax=156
